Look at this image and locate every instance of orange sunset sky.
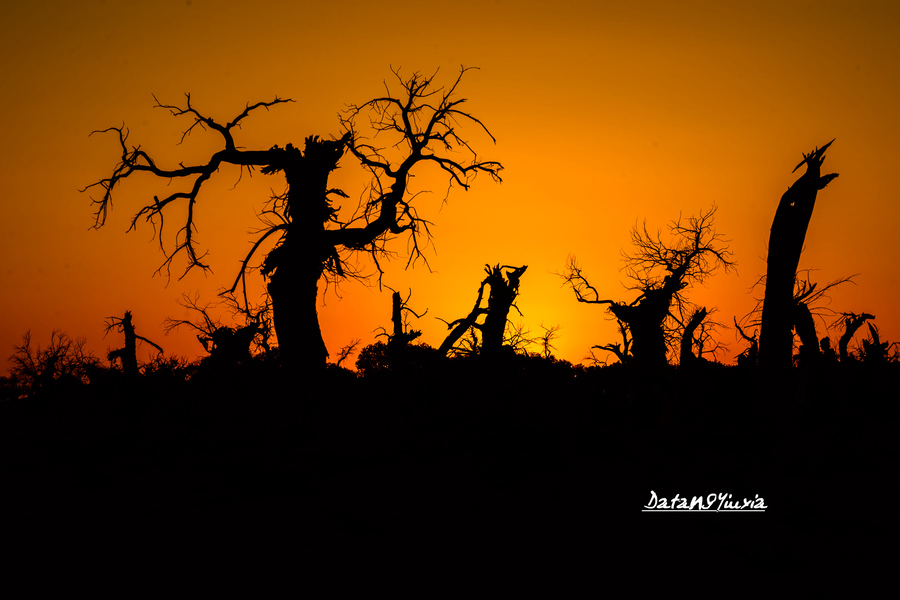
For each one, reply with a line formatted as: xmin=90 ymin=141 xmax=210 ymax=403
xmin=2 ymin=0 xmax=899 ymax=371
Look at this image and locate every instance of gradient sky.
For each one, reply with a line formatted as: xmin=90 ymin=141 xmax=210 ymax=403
xmin=2 ymin=0 xmax=899 ymax=371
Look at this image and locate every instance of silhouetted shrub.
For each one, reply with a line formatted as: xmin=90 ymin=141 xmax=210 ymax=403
xmin=8 ymin=330 xmax=99 ymax=398
xmin=356 ymin=341 xmax=441 ymax=378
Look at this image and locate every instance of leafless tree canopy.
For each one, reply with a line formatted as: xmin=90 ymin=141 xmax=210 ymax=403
xmin=9 ymin=330 xmax=98 ymax=395
xmin=562 ymin=206 xmax=734 ymax=366
xmin=85 ymin=67 xmax=502 ymax=369
xmin=164 ymin=292 xmax=273 ymax=361
xmin=85 ymin=95 xmax=295 ymax=280
xmin=620 ymin=208 xmax=735 ymax=310
xmin=337 ymin=67 xmax=503 ymax=275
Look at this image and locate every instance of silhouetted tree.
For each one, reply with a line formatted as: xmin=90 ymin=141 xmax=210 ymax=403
xmin=164 ymin=293 xmax=270 ymax=367
xmin=858 ymin=323 xmax=897 ymax=364
xmin=537 ymin=324 xmax=562 ymax=360
xmin=743 ymin=271 xmax=853 ymax=368
xmin=758 ymin=140 xmax=838 ymax=373
xmin=105 ymin=311 xmax=163 ymax=378
xmin=792 ymin=301 xmax=820 ymax=367
xmin=680 ymin=307 xmax=708 ymax=365
xmin=837 ymin=312 xmax=875 ymax=362
xmin=8 ymin=330 xmax=98 ymax=397
xmin=332 ymin=339 xmax=362 ymax=369
xmin=734 ymin=317 xmax=758 ymax=368
xmin=790 ymin=278 xmax=838 ymax=367
xmin=439 ymin=264 xmax=528 ymax=358
xmin=562 ymin=207 xmax=734 ymax=368
xmin=354 ymin=290 xmax=429 ymax=376
xmin=681 ymin=307 xmax=726 ymax=365
xmin=379 ymin=289 xmax=426 ymax=350
xmin=85 ymin=67 xmax=501 ymax=373
xmin=587 ymin=319 xmax=633 ymax=366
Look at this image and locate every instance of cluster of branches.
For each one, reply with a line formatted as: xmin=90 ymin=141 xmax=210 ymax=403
xmin=562 ymin=206 xmax=734 ymax=366
xmin=374 ymin=288 xmax=427 ymax=348
xmin=105 ymin=311 xmax=164 ymax=378
xmin=84 ymin=66 xmax=503 ymax=371
xmin=438 ymin=264 xmax=528 ymax=358
xmin=164 ymin=292 xmax=274 ymax=363
xmin=85 ymin=95 xmax=295 ymax=280
xmin=736 ymin=271 xmax=859 ymax=365
xmin=7 ymin=330 xmax=98 ymax=397
xmin=731 ymin=266 xmax=899 ymax=367
xmin=336 ymin=67 xmax=504 ymax=279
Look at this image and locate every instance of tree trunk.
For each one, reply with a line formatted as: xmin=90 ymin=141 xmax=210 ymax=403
xmin=267 ymin=238 xmax=328 ymax=372
xmin=268 ymin=272 xmax=327 ymax=372
xmin=759 ymin=141 xmax=837 ymax=374
xmin=793 ymin=301 xmax=819 ymax=366
xmin=680 ymin=307 xmax=707 ymax=365
xmin=609 ymin=289 xmax=670 ymax=368
xmin=264 ymin=135 xmax=349 ymax=373
xmin=481 ymin=279 xmax=514 ymax=358
xmin=390 ymin=291 xmax=404 ymax=344
xmin=107 ymin=311 xmax=139 ymax=378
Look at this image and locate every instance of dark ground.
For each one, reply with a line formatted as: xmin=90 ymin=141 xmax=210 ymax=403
xmin=0 ymin=355 xmax=894 ymax=590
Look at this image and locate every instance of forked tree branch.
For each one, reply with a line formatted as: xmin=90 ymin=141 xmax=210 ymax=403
xmin=337 ymin=66 xmax=502 ymax=280
xmin=83 ymin=97 xmax=293 ymax=279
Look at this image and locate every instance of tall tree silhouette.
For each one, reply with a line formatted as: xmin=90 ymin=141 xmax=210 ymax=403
xmin=85 ymin=67 xmax=502 ymax=372
xmin=758 ymin=141 xmax=838 ymax=373
xmin=562 ymin=207 xmax=734 ymax=367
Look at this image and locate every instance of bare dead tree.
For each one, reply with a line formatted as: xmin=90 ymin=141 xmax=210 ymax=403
xmin=9 ymin=330 xmax=98 ymax=396
xmin=504 ymin=321 xmax=535 ymax=356
xmin=85 ymin=67 xmax=501 ymax=373
xmin=537 ymin=324 xmax=562 ymax=360
xmin=858 ymin=323 xmax=898 ymax=363
xmin=744 ymin=271 xmax=854 ymax=367
xmin=758 ymin=140 xmax=839 ymax=373
xmin=356 ymin=289 xmax=429 ymax=374
xmin=792 ymin=279 xmax=825 ymax=366
xmin=165 ymin=293 xmax=221 ymax=349
xmin=693 ymin=308 xmax=727 ymax=361
xmin=376 ymin=288 xmax=426 ymax=349
xmin=221 ymin=292 xmax=275 ymax=356
xmin=105 ymin=310 xmax=163 ymax=377
xmin=591 ymin=319 xmax=633 ymax=365
xmin=678 ymin=307 xmax=727 ymax=365
xmin=164 ymin=293 xmax=269 ymax=366
xmin=835 ymin=312 xmax=875 ymax=362
xmin=439 ymin=264 xmax=528 ymax=358
xmin=561 ymin=206 xmax=734 ymax=368
xmin=734 ymin=317 xmax=759 ymax=368
xmin=333 ymin=339 xmax=361 ymax=368
xmin=679 ymin=307 xmax=708 ymax=365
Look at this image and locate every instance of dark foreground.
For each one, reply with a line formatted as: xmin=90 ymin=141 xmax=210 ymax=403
xmin=0 ymin=355 xmax=894 ymax=589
